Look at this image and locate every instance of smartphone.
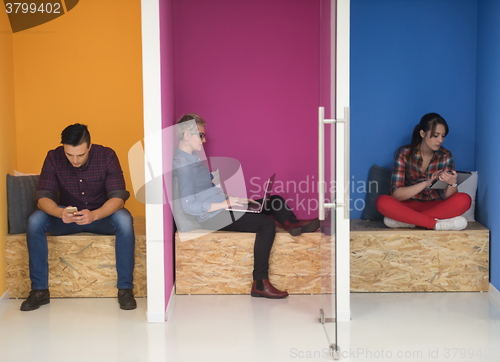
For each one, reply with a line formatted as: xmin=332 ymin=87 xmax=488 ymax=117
xmin=66 ymin=207 xmax=78 ymax=214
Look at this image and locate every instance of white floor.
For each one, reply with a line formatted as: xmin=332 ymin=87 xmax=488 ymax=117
xmin=0 ymin=292 xmax=499 ymax=362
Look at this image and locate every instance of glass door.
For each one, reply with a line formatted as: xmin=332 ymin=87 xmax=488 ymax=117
xmin=318 ymin=106 xmax=339 ymax=359
xmin=318 ymin=0 xmax=349 ymax=359
xmin=317 ymin=0 xmax=337 ymax=357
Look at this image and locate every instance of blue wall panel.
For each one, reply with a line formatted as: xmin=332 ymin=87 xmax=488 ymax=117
xmin=476 ymin=0 xmax=500 ymax=290
xmin=350 ymin=0 xmax=477 ymax=218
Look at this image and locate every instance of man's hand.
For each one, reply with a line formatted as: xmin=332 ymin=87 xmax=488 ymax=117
xmin=72 ymin=209 xmax=97 ymax=225
xmin=61 ymin=207 xmax=78 ymax=224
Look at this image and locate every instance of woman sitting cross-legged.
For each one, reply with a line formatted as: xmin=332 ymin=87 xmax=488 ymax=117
xmin=376 ymin=113 xmax=471 ymax=231
xmin=172 ymin=113 xmax=320 ymax=299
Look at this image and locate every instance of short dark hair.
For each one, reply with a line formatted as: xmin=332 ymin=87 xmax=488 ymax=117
xmin=61 ymin=124 xmax=91 ymax=147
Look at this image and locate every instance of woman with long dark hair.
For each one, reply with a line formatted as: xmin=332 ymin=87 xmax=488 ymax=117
xmin=376 ymin=113 xmax=471 ymax=230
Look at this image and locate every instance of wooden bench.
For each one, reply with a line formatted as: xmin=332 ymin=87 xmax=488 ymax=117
xmin=175 ymin=220 xmax=489 ymax=294
xmin=5 ymin=216 xmax=146 ymax=298
xmin=350 ymin=219 xmax=489 ymax=292
xmin=175 ymin=227 xmax=329 ymax=295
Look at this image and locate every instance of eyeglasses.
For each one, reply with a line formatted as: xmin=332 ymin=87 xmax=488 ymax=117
xmin=190 ymin=132 xmax=206 ymax=140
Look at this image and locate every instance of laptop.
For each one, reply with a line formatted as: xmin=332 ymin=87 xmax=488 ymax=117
xmin=225 ymin=174 xmax=276 ymax=213
xmin=430 ymin=171 xmax=472 ymax=189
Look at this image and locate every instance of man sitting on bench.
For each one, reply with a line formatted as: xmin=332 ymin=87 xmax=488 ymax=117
xmin=21 ymin=124 xmax=136 ymax=311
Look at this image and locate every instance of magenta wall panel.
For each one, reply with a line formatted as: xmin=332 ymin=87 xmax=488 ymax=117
xmin=173 ymin=0 xmax=322 ymax=218
xmin=160 ymin=0 xmax=175 ymax=307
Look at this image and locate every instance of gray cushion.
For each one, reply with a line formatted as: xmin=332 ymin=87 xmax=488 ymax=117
xmin=6 ymin=174 xmax=39 ymax=234
xmin=457 ymin=171 xmax=478 ymax=222
xmin=362 ymin=165 xmax=392 ymax=221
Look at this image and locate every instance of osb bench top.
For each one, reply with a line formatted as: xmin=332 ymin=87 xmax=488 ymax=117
xmin=5 ymin=216 xmax=145 ymax=240
xmin=176 ymin=226 xmax=320 ymax=240
xmin=176 ymin=220 xmax=488 ymax=237
xmin=350 ymin=219 xmax=489 ymax=234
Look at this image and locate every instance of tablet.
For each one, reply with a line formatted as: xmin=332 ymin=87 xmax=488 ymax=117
xmin=430 ymin=171 xmax=472 ymax=189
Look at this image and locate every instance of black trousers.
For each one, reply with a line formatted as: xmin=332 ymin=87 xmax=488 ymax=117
xmin=199 ymin=195 xmax=296 ymax=280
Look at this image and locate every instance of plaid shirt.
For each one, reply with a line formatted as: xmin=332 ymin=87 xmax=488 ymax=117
xmin=390 ymin=146 xmax=454 ymax=201
xmin=36 ymin=144 xmax=129 ymax=210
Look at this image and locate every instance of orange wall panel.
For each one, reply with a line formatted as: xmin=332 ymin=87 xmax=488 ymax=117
xmin=13 ymin=0 xmax=144 ymax=216
xmin=0 ymin=9 xmax=18 ymax=295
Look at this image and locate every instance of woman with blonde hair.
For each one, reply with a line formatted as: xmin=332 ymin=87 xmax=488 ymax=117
xmin=173 ymin=113 xmax=319 ymax=298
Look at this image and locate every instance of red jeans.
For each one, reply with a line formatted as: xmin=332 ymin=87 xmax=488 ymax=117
xmin=376 ymin=193 xmax=472 ymax=229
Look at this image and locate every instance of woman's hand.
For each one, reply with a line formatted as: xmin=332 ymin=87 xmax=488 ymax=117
xmin=426 ymin=171 xmax=441 ymax=187
xmin=226 ymin=196 xmax=245 ymax=208
xmin=209 ymin=197 xmax=261 ymax=212
xmin=227 ymin=197 xmax=260 ymax=206
xmin=439 ymin=170 xmax=458 ymax=186
xmin=393 ymin=173 xmax=439 ymax=201
xmin=238 ymin=198 xmax=260 ymax=205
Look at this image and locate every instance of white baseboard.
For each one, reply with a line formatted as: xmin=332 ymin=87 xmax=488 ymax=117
xmin=0 ymin=290 xmax=8 ymax=301
xmin=0 ymin=290 xmax=8 ymax=308
xmin=146 ymin=285 xmax=175 ymax=323
xmin=147 ymin=311 xmax=166 ymax=323
xmin=337 ymin=308 xmax=352 ymax=321
xmin=489 ymin=283 xmax=500 ymax=311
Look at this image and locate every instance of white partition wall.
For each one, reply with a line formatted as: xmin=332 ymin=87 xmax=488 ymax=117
xmin=141 ymin=0 xmax=166 ymax=323
xmin=318 ymin=0 xmax=350 ymax=358
xmin=336 ymin=0 xmax=351 ymax=322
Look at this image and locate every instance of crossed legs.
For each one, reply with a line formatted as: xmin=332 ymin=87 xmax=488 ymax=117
xmin=376 ymin=193 xmax=472 ymax=229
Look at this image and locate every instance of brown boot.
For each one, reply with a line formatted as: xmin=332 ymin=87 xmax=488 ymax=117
xmin=282 ymin=218 xmax=320 ymax=236
xmin=251 ymin=279 xmax=289 ymax=299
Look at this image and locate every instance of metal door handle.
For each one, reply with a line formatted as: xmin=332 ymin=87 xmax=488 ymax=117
xmin=318 ymin=106 xmax=350 ymax=220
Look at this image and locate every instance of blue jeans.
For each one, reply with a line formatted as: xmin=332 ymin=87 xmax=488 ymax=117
xmin=26 ymin=208 xmax=135 ymax=290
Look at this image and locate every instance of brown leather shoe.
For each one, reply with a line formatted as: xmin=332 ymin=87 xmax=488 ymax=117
xmin=20 ymin=289 xmax=50 ymax=311
xmin=282 ymin=218 xmax=320 ymax=236
xmin=251 ymin=279 xmax=289 ymax=299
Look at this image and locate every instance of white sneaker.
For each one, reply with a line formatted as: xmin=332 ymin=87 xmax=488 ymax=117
xmin=434 ymin=216 xmax=467 ymax=231
xmin=384 ymin=217 xmax=416 ymax=229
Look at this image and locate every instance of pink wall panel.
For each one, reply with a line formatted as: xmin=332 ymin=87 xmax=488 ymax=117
xmin=173 ymin=0 xmax=322 ymax=218
xmin=160 ymin=0 xmax=175 ymax=307
xmin=320 ymin=0 xmax=333 ymax=201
